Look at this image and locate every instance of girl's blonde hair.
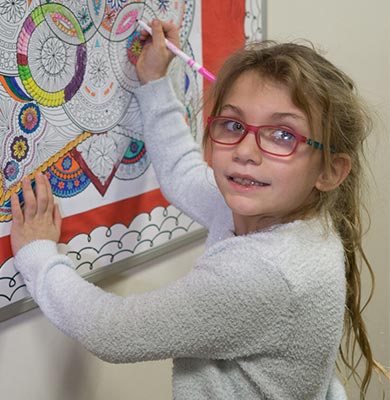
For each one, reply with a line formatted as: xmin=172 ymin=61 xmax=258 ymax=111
xmin=204 ymin=40 xmax=388 ymax=397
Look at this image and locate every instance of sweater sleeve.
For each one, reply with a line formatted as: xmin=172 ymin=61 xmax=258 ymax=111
xmin=134 ymin=77 xmax=224 ymax=230
xmin=14 ymin=239 xmax=293 ymax=364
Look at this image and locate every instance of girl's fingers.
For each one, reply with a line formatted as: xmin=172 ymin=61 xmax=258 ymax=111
xmin=44 ymin=173 xmax=55 ymax=213
xmin=159 ymin=20 xmax=180 ymax=47
xmin=53 ymin=203 xmax=62 ymax=234
xmin=35 ymin=173 xmax=49 ymax=215
xmin=11 ymin=193 xmax=24 ymax=225
xmin=151 ymin=19 xmax=168 ymax=48
xmin=19 ymin=173 xmax=52 ymax=220
xmin=139 ymin=28 xmax=151 ymax=41
xmin=151 ymin=20 xmax=179 ymax=56
xmin=22 ymin=177 xmax=37 ymax=220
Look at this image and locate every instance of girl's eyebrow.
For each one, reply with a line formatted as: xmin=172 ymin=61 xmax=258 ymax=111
xmin=271 ymin=112 xmax=306 ymax=121
xmin=220 ymin=105 xmax=306 ymax=122
xmin=220 ymin=104 xmax=242 ymax=114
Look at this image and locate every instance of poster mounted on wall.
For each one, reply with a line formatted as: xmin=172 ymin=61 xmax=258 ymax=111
xmin=0 ymin=0 xmax=266 ymax=321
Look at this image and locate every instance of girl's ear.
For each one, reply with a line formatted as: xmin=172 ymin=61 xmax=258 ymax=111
xmin=315 ymin=153 xmax=352 ymax=192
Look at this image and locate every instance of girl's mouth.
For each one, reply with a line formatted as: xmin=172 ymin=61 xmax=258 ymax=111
xmin=229 ymin=176 xmax=270 ymax=187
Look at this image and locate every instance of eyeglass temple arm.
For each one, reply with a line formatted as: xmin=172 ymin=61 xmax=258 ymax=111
xmin=305 ymin=138 xmax=336 ymax=153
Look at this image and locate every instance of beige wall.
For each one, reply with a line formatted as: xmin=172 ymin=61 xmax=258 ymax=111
xmin=1 ymin=1 xmax=389 ymax=399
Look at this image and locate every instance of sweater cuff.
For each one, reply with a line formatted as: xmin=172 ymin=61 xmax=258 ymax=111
xmin=13 ymin=240 xmax=75 ymax=299
xmin=133 ymin=76 xmax=178 ymax=113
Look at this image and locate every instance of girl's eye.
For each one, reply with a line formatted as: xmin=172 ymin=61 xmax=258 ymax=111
xmin=271 ymin=129 xmax=296 ymax=143
xmin=225 ymin=120 xmax=244 ymax=132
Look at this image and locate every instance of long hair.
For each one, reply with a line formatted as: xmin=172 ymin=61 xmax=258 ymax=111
xmin=203 ymin=40 xmax=389 ymax=397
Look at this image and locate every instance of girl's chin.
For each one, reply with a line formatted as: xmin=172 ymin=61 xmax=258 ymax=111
xmin=228 ymin=202 xmax=267 ymax=219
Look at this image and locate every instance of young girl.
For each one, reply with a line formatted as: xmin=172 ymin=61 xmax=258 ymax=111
xmin=11 ymin=20 xmax=386 ymax=399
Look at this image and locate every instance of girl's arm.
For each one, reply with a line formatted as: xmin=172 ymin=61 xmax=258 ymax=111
xmin=135 ymin=20 xmax=223 ymax=229
xmin=134 ymin=77 xmax=223 ymax=229
xmin=14 ymin=240 xmax=292 ymax=364
xmin=11 ymin=176 xmax=291 ymax=362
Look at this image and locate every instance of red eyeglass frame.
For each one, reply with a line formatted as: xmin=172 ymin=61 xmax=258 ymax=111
xmin=207 ymin=116 xmax=327 ymax=157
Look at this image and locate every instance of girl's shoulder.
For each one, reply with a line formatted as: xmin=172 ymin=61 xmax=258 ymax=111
xmin=200 ymin=216 xmax=345 ymax=291
xmin=205 ymin=217 xmax=342 ymax=257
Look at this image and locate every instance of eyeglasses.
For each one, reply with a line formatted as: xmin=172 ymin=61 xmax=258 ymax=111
xmin=207 ymin=116 xmax=328 ymax=157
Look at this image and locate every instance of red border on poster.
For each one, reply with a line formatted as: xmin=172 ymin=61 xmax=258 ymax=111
xmin=0 ymin=189 xmax=169 ymax=266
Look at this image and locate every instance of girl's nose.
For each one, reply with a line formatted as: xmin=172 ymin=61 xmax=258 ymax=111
xmin=232 ymin=131 xmax=263 ymax=165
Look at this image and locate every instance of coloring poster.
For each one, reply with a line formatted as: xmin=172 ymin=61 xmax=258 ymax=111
xmin=0 ymin=0 xmax=265 ymax=319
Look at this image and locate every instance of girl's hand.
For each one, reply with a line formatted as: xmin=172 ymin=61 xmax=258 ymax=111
xmin=10 ymin=173 xmax=62 ymax=255
xmin=136 ymin=19 xmax=180 ymax=84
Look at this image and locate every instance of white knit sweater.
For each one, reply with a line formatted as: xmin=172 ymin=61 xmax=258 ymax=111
xmin=14 ymin=77 xmax=347 ymax=399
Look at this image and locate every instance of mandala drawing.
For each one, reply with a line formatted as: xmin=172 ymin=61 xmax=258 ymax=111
xmin=0 ymin=0 xmax=265 ymax=314
xmin=0 ymin=0 xmax=196 ymax=222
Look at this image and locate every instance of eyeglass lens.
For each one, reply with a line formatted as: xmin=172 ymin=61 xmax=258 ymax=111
xmin=209 ymin=118 xmax=297 ymax=156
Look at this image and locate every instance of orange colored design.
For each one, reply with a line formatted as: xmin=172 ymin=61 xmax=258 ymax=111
xmin=0 ymin=132 xmax=91 ymax=214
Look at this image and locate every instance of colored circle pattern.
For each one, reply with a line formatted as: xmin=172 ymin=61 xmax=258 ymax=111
xmin=17 ymin=4 xmax=87 ymax=107
xmin=126 ymin=31 xmax=142 ymax=65
xmin=4 ymin=161 xmax=19 ymax=182
xmin=18 ymin=103 xmax=41 ymax=134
